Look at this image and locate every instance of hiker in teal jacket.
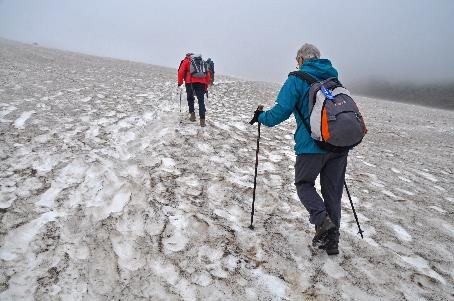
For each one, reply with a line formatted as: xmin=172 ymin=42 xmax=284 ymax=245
xmin=258 ymin=57 xmax=338 ymax=154
xmin=250 ymin=43 xmax=348 ymax=256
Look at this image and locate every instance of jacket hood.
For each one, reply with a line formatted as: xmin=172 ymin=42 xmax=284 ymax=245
xmin=300 ymin=59 xmax=338 ymax=80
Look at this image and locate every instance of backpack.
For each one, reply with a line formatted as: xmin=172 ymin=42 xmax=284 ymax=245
xmin=289 ymin=71 xmax=367 ymax=152
xmin=189 ymin=55 xmax=208 ymax=78
xmin=206 ymin=59 xmax=214 ymax=74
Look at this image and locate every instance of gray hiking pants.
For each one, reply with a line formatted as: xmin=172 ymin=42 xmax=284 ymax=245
xmin=294 ymin=152 xmax=348 ymax=239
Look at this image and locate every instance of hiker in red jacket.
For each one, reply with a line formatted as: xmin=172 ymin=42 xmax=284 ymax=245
xmin=178 ymin=53 xmax=211 ymax=127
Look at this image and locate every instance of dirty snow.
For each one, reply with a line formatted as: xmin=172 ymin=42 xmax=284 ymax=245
xmin=1 ymin=39 xmax=453 ymax=300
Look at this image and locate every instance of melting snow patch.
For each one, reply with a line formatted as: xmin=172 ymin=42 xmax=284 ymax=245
xmin=111 ymin=234 xmax=145 ymax=271
xmin=163 ymin=215 xmax=189 ymax=253
xmin=36 ymin=184 xmax=62 ymax=208
xmin=14 ymin=111 xmax=35 ymax=129
xmin=0 ymin=192 xmax=16 ymax=209
xmin=400 ymin=256 xmax=446 ymax=284
xmin=416 ymin=170 xmax=437 ymax=182
xmin=441 ymin=222 xmax=454 ymax=237
xmin=371 ymin=181 xmax=385 ymax=188
xmin=232 ymin=122 xmax=247 ymax=131
xmin=160 ymin=158 xmax=176 ymax=172
xmin=398 ymin=176 xmax=412 ymax=183
xmin=433 ymin=185 xmax=446 ymax=192
xmin=382 ymin=190 xmax=399 ymax=199
xmin=196 ymin=142 xmax=214 ymax=153
xmin=143 ymin=111 xmax=157 ymax=121
xmin=268 ymin=153 xmax=283 ymax=162
xmin=151 ymin=258 xmax=180 ymax=286
xmin=228 ymin=171 xmax=253 ymax=188
xmin=36 ymin=159 xmax=88 ymax=207
xmin=0 ymin=211 xmax=65 ymax=261
xmin=342 ymin=284 xmax=381 ymax=301
xmin=362 ymin=161 xmax=376 ymax=168
xmin=390 ymin=224 xmax=412 ymax=241
xmin=260 ymin=161 xmax=275 ymax=172
xmin=323 ymin=259 xmax=347 ymax=279
xmin=252 ymin=268 xmax=287 ymax=299
xmin=191 ymin=271 xmax=213 ymax=287
xmin=109 ymin=189 xmax=131 ymax=213
xmin=0 ymin=105 xmax=16 ymax=120
xmin=394 ymin=188 xmax=415 ymax=196
xmin=212 ymin=121 xmax=231 ymax=131
xmin=32 ymin=154 xmax=59 ymax=173
xmin=429 ymin=206 xmax=446 ymax=213
xmin=80 ymin=96 xmax=92 ymax=102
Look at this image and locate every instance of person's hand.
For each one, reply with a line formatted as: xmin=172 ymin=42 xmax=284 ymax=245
xmin=249 ymin=105 xmax=264 ymax=125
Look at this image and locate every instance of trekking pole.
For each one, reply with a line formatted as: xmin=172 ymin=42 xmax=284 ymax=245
xmin=248 ymin=105 xmax=264 ymax=230
xmin=344 ymin=180 xmax=364 ymax=238
xmin=179 ymin=88 xmax=182 ymax=124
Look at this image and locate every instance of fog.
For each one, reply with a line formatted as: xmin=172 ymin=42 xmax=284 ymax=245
xmin=1 ymin=0 xmax=454 ymax=85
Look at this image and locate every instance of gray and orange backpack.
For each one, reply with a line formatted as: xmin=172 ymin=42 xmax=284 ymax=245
xmin=289 ymin=71 xmax=367 ymax=152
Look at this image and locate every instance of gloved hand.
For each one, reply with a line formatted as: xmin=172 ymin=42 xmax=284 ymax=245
xmin=249 ymin=105 xmax=264 ymax=125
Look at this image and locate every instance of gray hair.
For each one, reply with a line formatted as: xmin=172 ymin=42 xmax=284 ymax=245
xmin=296 ymin=43 xmax=321 ymax=61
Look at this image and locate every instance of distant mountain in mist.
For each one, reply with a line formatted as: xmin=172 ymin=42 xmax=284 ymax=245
xmin=348 ymin=79 xmax=454 ymax=110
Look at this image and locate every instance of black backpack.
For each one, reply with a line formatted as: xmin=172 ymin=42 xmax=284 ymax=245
xmin=190 ymin=55 xmax=208 ymax=78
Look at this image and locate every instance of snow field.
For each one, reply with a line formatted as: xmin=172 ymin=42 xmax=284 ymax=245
xmin=1 ymin=40 xmax=453 ymax=300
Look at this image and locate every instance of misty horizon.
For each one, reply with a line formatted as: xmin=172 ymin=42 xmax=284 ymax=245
xmin=1 ymin=0 xmax=454 ymax=85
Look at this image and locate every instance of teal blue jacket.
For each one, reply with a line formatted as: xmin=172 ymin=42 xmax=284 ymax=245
xmin=258 ymin=59 xmax=338 ymax=155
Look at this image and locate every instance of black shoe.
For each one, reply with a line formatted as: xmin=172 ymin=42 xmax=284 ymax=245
xmin=324 ymin=240 xmax=339 ymax=255
xmin=312 ymin=215 xmax=336 ymax=247
xmin=323 ymin=229 xmax=339 ymax=255
xmin=313 ymin=232 xmax=328 ymax=249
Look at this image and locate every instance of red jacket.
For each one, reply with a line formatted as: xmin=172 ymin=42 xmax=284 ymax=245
xmin=178 ymin=55 xmax=211 ymax=87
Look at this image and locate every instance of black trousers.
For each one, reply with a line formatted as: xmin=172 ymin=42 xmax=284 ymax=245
xmin=294 ymin=151 xmax=348 ymax=241
xmin=185 ymin=83 xmax=206 ymax=119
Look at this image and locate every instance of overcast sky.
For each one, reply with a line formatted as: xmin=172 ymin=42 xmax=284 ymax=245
xmin=1 ymin=0 xmax=453 ymax=84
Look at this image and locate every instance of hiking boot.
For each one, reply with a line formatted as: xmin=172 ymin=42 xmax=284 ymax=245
xmin=189 ymin=112 xmax=196 ymax=122
xmin=313 ymin=232 xmax=329 ymax=249
xmin=312 ymin=215 xmax=336 ymax=247
xmin=324 ymin=240 xmax=339 ymax=255
xmin=200 ymin=118 xmax=206 ymax=127
xmin=322 ymin=229 xmax=339 ymax=255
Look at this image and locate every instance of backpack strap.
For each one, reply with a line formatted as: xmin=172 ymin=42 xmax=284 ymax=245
xmin=288 ymin=71 xmax=318 ymax=85
xmin=288 ymin=71 xmax=318 ymax=134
